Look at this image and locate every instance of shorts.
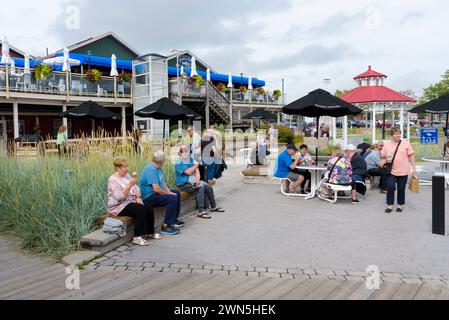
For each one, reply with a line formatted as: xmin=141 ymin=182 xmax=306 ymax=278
xmin=287 ymin=172 xmax=301 ymax=181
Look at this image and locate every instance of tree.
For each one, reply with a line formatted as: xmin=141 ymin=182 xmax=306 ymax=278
xmin=420 ymin=70 xmax=449 ymax=104
xmin=334 ymin=89 xmax=351 ymax=98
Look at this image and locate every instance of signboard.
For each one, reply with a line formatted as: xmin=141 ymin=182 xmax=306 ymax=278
xmin=420 ymin=128 xmax=438 ymax=145
xmin=178 ymin=55 xmax=191 ymax=69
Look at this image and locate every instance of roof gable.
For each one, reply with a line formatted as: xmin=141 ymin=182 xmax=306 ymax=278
xmin=354 ymin=65 xmax=387 ymax=80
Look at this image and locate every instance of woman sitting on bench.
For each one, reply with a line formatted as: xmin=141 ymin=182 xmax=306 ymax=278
xmin=324 ymin=149 xmax=355 ymax=202
xmin=107 ymin=157 xmax=161 ymax=246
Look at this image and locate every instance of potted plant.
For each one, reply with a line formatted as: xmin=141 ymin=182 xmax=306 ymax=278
xmin=257 ymin=87 xmax=266 ymax=95
xmin=34 ymin=64 xmax=53 ymax=80
xmin=239 ymin=86 xmax=248 ymax=93
xmin=118 ymin=71 xmax=132 ymax=82
xmin=273 ymin=89 xmax=282 ymax=98
xmin=84 ymin=69 xmax=102 ymax=83
xmin=216 ymin=83 xmax=227 ymax=93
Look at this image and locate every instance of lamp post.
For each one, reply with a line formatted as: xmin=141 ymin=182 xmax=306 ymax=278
xmin=87 ymin=50 xmax=91 ymax=70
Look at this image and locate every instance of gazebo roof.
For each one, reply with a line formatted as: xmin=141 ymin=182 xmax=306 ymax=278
xmin=341 ymin=86 xmax=417 ymax=104
xmin=354 ymin=65 xmax=387 ymax=80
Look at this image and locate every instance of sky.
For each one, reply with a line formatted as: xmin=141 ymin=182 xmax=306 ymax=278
xmin=1 ymin=0 xmax=449 ymax=102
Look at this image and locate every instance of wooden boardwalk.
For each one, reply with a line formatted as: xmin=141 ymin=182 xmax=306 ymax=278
xmin=1 ymin=236 xmax=448 ymax=300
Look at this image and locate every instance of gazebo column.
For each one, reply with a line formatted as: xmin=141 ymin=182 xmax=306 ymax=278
xmin=400 ymin=104 xmax=404 ymax=139
xmin=372 ymin=102 xmax=376 ymax=143
xmin=406 ymin=103 xmax=411 ymax=140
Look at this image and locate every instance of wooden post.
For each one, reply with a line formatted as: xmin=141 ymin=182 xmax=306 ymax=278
xmin=114 ymin=76 xmax=117 ymax=103
xmin=5 ymin=66 xmax=9 ymax=99
xmin=13 ymin=100 xmax=19 ymax=139
xmin=121 ymin=106 xmax=126 ymax=144
xmin=206 ymin=81 xmax=210 ymax=128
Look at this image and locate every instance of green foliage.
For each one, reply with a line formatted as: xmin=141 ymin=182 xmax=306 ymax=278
xmin=85 ymin=69 xmax=102 ymax=83
xmin=239 ymin=86 xmax=248 ymax=93
xmin=420 ymin=70 xmax=449 ymax=104
xmin=34 ymin=64 xmax=53 ymax=80
xmin=191 ymin=75 xmax=204 ymax=88
xmin=0 ymin=144 xmax=175 ymax=260
xmin=216 ymin=83 xmax=227 ymax=92
xmin=273 ymin=89 xmax=282 ymax=98
xmin=257 ymin=87 xmax=266 ymax=95
xmin=334 ymin=89 xmax=350 ymax=98
xmin=260 ymin=124 xmax=299 ymax=143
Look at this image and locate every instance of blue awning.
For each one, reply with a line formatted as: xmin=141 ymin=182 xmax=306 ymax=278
xmin=167 ymin=67 xmax=265 ymax=87
xmin=0 ymin=57 xmax=41 ymax=68
xmin=55 ymin=52 xmax=132 ymax=70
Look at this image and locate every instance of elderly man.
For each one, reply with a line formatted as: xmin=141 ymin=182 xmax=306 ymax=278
xmin=274 ymin=144 xmax=304 ymax=194
xmin=140 ymin=151 xmax=183 ymax=235
xmin=344 ymin=144 xmax=368 ymax=203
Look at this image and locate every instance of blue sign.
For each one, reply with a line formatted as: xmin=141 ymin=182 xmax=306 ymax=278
xmin=421 ymin=128 xmax=439 ymax=145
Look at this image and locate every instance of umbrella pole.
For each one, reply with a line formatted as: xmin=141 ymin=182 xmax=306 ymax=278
xmin=316 ymin=116 xmax=320 ymax=166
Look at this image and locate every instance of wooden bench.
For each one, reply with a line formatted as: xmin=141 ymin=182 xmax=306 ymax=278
xmin=80 ymin=190 xmax=206 ymax=253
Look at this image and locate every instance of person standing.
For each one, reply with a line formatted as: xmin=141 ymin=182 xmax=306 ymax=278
xmin=56 ymin=125 xmax=68 ymax=156
xmin=187 ymin=126 xmax=201 ymax=162
xmin=381 ymin=128 xmax=417 ymax=213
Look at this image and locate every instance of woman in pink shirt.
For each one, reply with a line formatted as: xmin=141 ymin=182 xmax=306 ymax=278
xmin=108 ymin=157 xmax=161 ymax=246
xmin=381 ymin=128 xmax=417 ymax=213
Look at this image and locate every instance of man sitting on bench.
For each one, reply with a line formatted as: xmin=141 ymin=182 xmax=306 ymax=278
xmin=274 ymin=144 xmax=304 ymax=194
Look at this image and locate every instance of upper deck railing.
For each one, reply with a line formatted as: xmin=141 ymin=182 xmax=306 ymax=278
xmin=0 ymin=66 xmax=132 ymax=101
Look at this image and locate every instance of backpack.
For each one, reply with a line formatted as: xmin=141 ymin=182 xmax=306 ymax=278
xmin=102 ymin=217 xmax=126 ymax=237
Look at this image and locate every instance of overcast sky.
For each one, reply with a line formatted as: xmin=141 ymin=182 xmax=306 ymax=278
xmin=2 ymin=0 xmax=449 ymax=101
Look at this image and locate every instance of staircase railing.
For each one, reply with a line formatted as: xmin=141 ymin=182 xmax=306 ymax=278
xmin=207 ymin=81 xmax=230 ymax=119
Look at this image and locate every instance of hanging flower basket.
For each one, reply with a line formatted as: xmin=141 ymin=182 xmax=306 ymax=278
xmin=34 ymin=64 xmax=53 ymax=80
xmin=118 ymin=71 xmax=132 ymax=82
xmin=84 ymin=69 xmax=102 ymax=83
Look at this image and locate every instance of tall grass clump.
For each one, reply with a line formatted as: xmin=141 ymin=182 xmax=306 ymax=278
xmin=0 ymin=140 xmax=174 ymax=260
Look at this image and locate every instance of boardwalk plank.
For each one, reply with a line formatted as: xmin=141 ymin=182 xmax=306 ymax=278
xmin=0 ymin=264 xmax=64 ymax=291
xmin=414 ymin=284 xmax=443 ymax=300
xmin=303 ymin=280 xmax=344 ymax=300
xmin=391 ymin=283 xmax=422 ymax=300
xmin=235 ymin=277 xmax=289 ymax=300
xmin=368 ymin=282 xmax=402 ymax=300
xmin=280 ymin=279 xmax=328 ymax=300
xmin=176 ymin=275 xmax=241 ymax=300
xmin=256 ymin=278 xmax=309 ymax=300
xmin=214 ymin=277 xmax=270 ymax=300
xmin=325 ymin=280 xmax=363 ymax=300
xmin=436 ymin=286 xmax=449 ymax=300
xmin=108 ymin=272 xmax=191 ymax=300
xmin=346 ymin=282 xmax=376 ymax=300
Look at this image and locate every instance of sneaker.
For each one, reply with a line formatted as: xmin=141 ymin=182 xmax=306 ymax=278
xmin=160 ymin=226 xmax=180 ymax=235
xmin=132 ymin=236 xmax=150 ymax=246
xmin=145 ymin=233 xmax=162 ymax=240
xmin=385 ymin=208 xmax=393 ymax=213
xmin=352 ymin=199 xmax=360 ymax=204
xmin=173 ymin=220 xmax=185 ymax=228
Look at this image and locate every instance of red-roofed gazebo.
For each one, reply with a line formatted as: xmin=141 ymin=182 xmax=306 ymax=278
xmin=340 ymin=66 xmax=416 ymax=142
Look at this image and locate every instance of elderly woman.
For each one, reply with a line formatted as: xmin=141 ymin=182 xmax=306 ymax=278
xmin=381 ymin=128 xmax=416 ymax=213
xmin=108 ymin=157 xmax=161 ymax=246
xmin=324 ymin=149 xmax=354 ymax=202
xmin=175 ymin=145 xmax=224 ymax=219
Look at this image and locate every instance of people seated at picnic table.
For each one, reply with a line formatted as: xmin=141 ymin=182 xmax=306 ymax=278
xmin=296 ymin=144 xmax=315 ymax=193
xmin=107 ymin=157 xmax=160 ymax=246
xmin=175 ymin=145 xmax=225 ymax=219
xmin=274 ymin=144 xmax=305 ymax=194
xmin=139 ymin=151 xmax=184 ymax=236
xmin=324 ymin=149 xmax=356 ymax=202
xmin=345 ymin=144 xmax=368 ymax=202
xmin=365 ymin=142 xmax=388 ymax=193
xmin=357 ymin=138 xmax=372 ymax=158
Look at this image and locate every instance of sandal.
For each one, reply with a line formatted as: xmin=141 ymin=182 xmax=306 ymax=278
xmin=132 ymin=236 xmax=150 ymax=246
xmin=197 ymin=212 xmax=212 ymax=219
xmin=211 ymin=207 xmax=225 ymax=213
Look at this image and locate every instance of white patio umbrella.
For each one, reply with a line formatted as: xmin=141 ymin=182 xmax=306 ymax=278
xmin=24 ymin=52 xmax=30 ymax=74
xmin=190 ymin=56 xmax=197 ymax=77
xmin=10 ymin=59 xmax=16 ymax=75
xmin=248 ymin=74 xmax=253 ymax=90
xmin=227 ymin=72 xmax=233 ymax=88
xmin=206 ymin=68 xmax=211 ymax=82
xmin=43 ymin=48 xmax=80 ymax=69
xmin=180 ymin=66 xmax=184 ymax=76
xmin=1 ymin=37 xmax=11 ymax=65
xmin=110 ymin=54 xmax=119 ymax=76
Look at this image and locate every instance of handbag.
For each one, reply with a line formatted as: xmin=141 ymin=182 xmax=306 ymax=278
xmin=409 ymin=176 xmax=420 ymax=193
xmin=384 ymin=141 xmax=401 ymax=176
xmin=102 ymin=217 xmax=126 ymax=237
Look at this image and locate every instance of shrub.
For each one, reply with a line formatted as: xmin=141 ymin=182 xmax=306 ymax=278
xmin=260 ymin=124 xmax=296 ymax=143
xmin=0 ymin=142 xmax=175 ymax=260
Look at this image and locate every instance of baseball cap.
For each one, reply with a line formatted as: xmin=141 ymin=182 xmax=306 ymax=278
xmin=287 ymin=144 xmax=298 ymax=151
xmin=344 ymin=144 xmax=357 ymax=151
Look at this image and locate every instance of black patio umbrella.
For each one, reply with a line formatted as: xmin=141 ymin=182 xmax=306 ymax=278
xmin=282 ymin=89 xmax=362 ymax=164
xmin=242 ymin=109 xmax=277 ymax=128
xmin=409 ymin=93 xmax=449 ymax=154
xmin=134 ymin=97 xmax=202 ymax=147
xmin=60 ymin=100 xmax=122 ymax=120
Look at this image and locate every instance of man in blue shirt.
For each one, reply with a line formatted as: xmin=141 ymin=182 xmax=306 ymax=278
xmin=141 ymin=151 xmax=183 ymax=235
xmin=175 ymin=145 xmax=224 ymax=219
xmin=274 ymin=144 xmax=304 ymax=193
